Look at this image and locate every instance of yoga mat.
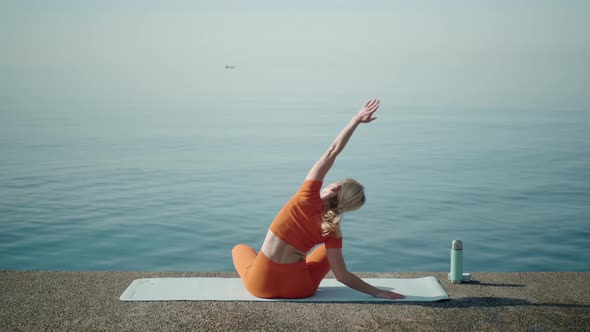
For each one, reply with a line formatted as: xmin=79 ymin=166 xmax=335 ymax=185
xmin=120 ymin=277 xmax=449 ymax=302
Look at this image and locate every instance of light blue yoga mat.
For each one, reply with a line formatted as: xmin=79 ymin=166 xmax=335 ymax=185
xmin=120 ymin=277 xmax=449 ymax=302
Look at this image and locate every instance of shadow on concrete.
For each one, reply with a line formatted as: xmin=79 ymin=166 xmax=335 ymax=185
xmin=367 ymin=297 xmax=590 ymax=309
xmin=461 ymin=280 xmax=526 ymax=287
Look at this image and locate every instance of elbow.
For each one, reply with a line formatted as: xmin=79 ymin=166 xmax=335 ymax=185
xmin=327 ymin=143 xmax=339 ymax=158
xmin=335 ymin=272 xmax=350 ymax=284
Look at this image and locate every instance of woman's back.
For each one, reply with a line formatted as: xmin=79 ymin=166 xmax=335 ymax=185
xmin=260 ymin=229 xmax=307 ymax=263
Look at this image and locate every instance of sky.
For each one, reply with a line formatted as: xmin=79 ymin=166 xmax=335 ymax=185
xmin=1 ymin=0 xmax=589 ymax=109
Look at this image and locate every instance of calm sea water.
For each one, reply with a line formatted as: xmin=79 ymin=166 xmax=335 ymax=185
xmin=1 ymin=64 xmax=589 ymax=272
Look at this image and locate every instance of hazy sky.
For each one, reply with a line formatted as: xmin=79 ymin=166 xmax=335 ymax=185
xmin=1 ymin=0 xmax=589 ymax=109
xmin=1 ymin=0 xmax=587 ymax=65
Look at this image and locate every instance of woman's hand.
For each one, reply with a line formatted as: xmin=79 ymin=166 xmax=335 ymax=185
xmin=374 ymin=289 xmax=406 ymax=300
xmin=354 ymin=99 xmax=380 ymax=124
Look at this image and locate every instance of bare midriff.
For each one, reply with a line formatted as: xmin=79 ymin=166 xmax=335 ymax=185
xmin=260 ymin=229 xmax=307 ymax=263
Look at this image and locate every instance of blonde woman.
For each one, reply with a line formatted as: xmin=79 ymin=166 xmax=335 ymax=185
xmin=232 ymin=99 xmax=405 ymax=300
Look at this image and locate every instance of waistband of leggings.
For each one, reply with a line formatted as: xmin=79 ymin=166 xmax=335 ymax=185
xmin=258 ymin=251 xmax=307 ymax=272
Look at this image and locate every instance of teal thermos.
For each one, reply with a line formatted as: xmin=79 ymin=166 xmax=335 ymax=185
xmin=449 ymin=240 xmax=463 ymax=284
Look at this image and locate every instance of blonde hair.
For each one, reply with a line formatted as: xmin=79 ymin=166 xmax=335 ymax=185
xmin=321 ymin=178 xmax=365 ymax=238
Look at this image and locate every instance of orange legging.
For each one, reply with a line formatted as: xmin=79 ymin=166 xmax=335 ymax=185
xmin=232 ymin=243 xmax=331 ymax=299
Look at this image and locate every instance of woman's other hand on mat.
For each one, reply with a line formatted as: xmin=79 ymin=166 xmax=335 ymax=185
xmin=375 ymin=289 xmax=405 ymax=300
xmin=354 ymin=99 xmax=380 ymax=124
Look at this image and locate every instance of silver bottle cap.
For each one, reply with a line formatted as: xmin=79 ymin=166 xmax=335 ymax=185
xmin=451 ymin=240 xmax=463 ymax=250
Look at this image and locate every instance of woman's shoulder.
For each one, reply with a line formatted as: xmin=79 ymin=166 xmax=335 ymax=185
xmin=299 ymin=179 xmax=323 ymax=193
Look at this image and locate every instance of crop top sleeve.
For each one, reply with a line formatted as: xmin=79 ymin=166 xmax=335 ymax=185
xmin=325 ymin=236 xmax=343 ymax=249
xmin=297 ymin=179 xmax=323 ymax=200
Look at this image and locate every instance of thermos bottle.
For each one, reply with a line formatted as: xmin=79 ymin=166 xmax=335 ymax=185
xmin=449 ymin=240 xmax=463 ymax=284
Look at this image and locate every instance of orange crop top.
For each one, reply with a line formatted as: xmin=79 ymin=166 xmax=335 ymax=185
xmin=269 ymin=179 xmax=343 ymax=253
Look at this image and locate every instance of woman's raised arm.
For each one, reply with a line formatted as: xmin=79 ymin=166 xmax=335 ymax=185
xmin=305 ymin=99 xmax=381 ymax=181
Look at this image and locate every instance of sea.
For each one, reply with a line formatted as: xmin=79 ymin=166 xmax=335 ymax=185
xmin=1 ymin=64 xmax=589 ymax=272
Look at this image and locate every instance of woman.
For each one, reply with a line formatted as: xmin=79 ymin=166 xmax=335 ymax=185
xmin=232 ymin=99 xmax=405 ymax=300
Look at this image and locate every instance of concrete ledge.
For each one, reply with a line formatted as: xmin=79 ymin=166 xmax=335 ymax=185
xmin=1 ymin=271 xmax=588 ymax=331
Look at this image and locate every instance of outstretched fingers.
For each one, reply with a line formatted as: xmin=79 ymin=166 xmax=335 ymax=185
xmin=367 ymin=101 xmax=380 ymax=115
xmin=375 ymin=289 xmax=405 ymax=300
xmin=386 ymin=291 xmax=405 ymax=300
xmin=358 ymin=99 xmax=380 ymax=123
xmin=365 ymin=99 xmax=379 ymax=109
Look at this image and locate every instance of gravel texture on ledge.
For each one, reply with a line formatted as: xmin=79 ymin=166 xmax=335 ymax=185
xmin=1 ymin=271 xmax=588 ymax=331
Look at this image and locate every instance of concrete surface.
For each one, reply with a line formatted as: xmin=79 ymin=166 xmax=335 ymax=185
xmin=1 ymin=271 xmax=588 ymax=331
